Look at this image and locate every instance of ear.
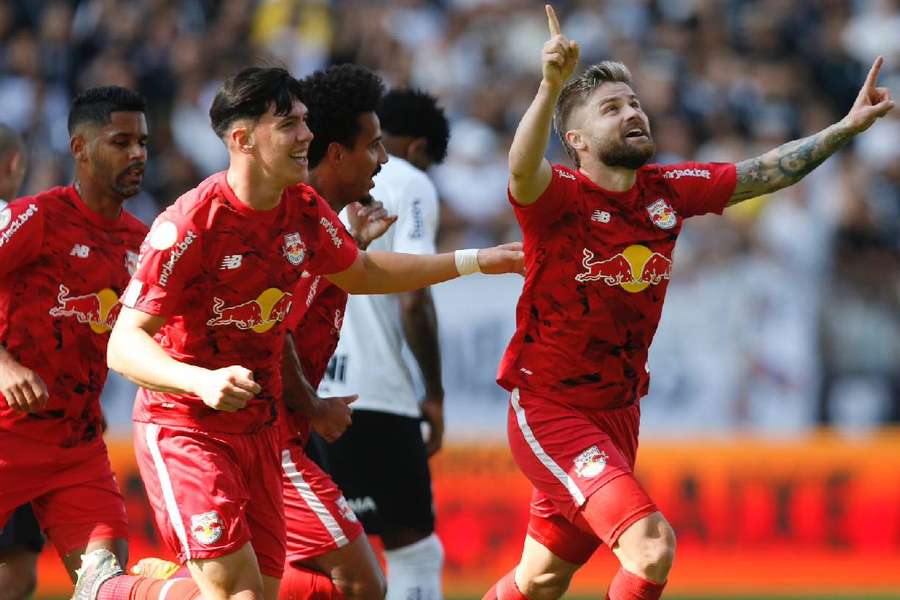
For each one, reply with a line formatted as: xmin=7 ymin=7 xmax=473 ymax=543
xmin=406 ymin=138 xmax=431 ymax=169
xmin=230 ymin=125 xmax=255 ymax=154
xmin=69 ymin=134 xmax=87 ymax=163
xmin=7 ymin=150 xmax=23 ymax=177
xmin=325 ymin=141 xmax=345 ymax=163
xmin=565 ymin=130 xmax=587 ymax=153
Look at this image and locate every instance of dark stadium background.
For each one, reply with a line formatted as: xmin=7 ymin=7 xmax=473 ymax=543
xmin=0 ymin=0 xmax=897 ymax=598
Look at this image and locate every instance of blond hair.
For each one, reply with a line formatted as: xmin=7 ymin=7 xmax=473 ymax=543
xmin=553 ymin=61 xmax=632 ymax=167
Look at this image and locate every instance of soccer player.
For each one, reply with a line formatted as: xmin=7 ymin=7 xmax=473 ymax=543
xmin=82 ymin=66 xmax=522 ymax=600
xmin=0 ymin=123 xmax=42 ymax=600
xmin=310 ymin=87 xmax=451 ymax=600
xmin=0 ymin=87 xmax=150 ymax=586
xmin=486 ymin=6 xmax=894 ymax=600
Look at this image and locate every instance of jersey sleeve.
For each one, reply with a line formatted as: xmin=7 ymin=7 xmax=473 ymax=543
xmin=0 ymin=197 xmax=45 ymax=279
xmin=662 ymin=162 xmax=737 ymax=218
xmin=303 ymin=198 xmax=359 ymax=276
xmin=509 ymin=164 xmax=577 ymax=236
xmin=121 ymin=212 xmax=203 ymax=316
xmin=391 ymin=174 xmax=438 ymax=255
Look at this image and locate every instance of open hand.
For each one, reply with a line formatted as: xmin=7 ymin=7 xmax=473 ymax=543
xmin=347 ymin=201 xmax=398 ymax=249
xmin=542 ymin=5 xmax=579 ymax=89
xmin=843 ymin=56 xmax=895 ymax=134
xmin=477 ymin=242 xmax=525 ymax=276
xmin=194 ymin=365 xmax=260 ymax=412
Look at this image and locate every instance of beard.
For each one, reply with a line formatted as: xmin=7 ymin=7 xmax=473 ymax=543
xmin=597 ymin=135 xmax=655 ymax=169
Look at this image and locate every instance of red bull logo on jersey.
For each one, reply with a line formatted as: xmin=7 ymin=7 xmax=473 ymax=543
xmin=573 ymin=446 xmax=609 ymax=479
xmin=283 ymin=232 xmax=306 ymax=265
xmin=646 ymin=197 xmax=677 ymax=229
xmin=206 ymin=288 xmax=293 ymax=333
xmin=575 ymin=245 xmax=672 ymax=293
xmin=48 ymin=284 xmax=121 ymax=334
xmin=190 ymin=510 xmax=223 ymax=545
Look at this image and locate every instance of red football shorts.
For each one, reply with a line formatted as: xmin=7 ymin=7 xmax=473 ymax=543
xmin=133 ymin=422 xmax=286 ymax=578
xmin=0 ymin=430 xmax=128 ymax=555
xmin=507 ymin=388 xmax=656 ymax=563
xmin=281 ymin=440 xmax=364 ymax=565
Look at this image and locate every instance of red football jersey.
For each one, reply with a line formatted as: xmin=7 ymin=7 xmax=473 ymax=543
xmin=0 ymin=186 xmax=148 ymax=446
xmin=279 ymin=272 xmax=349 ymax=443
xmin=124 ymin=172 xmax=358 ymax=433
xmin=498 ymin=162 xmax=736 ymax=410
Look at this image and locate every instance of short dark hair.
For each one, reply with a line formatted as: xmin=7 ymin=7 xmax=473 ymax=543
xmin=0 ymin=123 xmax=23 ymax=158
xmin=554 ymin=61 xmax=632 ymax=167
xmin=299 ymin=64 xmax=385 ymax=169
xmin=67 ymin=86 xmax=146 ymax=134
xmin=209 ymin=66 xmax=304 ymax=139
xmin=378 ymin=88 xmax=450 ymax=165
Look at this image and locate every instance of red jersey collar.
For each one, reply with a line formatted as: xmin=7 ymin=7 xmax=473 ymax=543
xmin=213 ymin=171 xmax=286 ymax=222
xmin=66 ymin=184 xmax=129 ymax=228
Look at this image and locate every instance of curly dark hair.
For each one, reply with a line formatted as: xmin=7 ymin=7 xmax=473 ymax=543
xmin=299 ymin=64 xmax=385 ymax=169
xmin=378 ymin=88 xmax=450 ymax=165
xmin=68 ymin=86 xmax=146 ymax=134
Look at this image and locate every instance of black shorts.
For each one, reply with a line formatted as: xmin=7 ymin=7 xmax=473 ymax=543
xmin=306 ymin=409 xmax=434 ymax=536
xmin=0 ymin=504 xmax=45 ymax=554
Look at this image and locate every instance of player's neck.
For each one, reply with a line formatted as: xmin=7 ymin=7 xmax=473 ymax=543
xmin=225 ymin=162 xmax=284 ymax=211
xmin=579 ymin=161 xmax=637 ymax=193
xmin=308 ymin=168 xmax=345 ymax=213
xmin=73 ymin=178 xmax=123 ymax=220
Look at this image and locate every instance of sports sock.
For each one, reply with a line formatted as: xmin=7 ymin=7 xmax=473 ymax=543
xmin=482 ymin=568 xmax=528 ymax=600
xmin=605 ymin=567 xmax=665 ymax=600
xmin=384 ymin=533 xmax=444 ymax=600
xmin=98 ymin=575 xmax=202 ymax=600
xmin=278 ymin=564 xmax=343 ymax=600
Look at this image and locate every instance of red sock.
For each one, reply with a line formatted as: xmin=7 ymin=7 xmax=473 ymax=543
xmin=482 ymin=568 xmax=529 ymax=600
xmin=279 ymin=564 xmax=343 ymax=600
xmin=605 ymin=567 xmax=666 ymax=600
xmin=98 ymin=575 xmax=202 ymax=600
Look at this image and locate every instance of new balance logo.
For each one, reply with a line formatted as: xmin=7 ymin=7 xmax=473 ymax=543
xmin=220 ymin=254 xmax=242 ymax=270
xmin=70 ymin=244 xmax=90 ymax=258
xmin=591 ymin=210 xmax=611 ymax=223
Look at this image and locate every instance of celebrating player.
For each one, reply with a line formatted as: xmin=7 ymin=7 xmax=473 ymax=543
xmin=77 ymin=66 xmax=522 ymax=600
xmin=486 ymin=5 xmax=894 ymax=600
xmin=0 ymin=88 xmax=149 ymax=587
xmin=310 ymin=87 xmax=451 ymax=600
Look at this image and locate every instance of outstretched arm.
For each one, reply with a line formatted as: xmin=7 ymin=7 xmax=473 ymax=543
xmin=730 ymin=56 xmax=894 ymax=206
xmin=509 ymin=5 xmax=580 ymax=205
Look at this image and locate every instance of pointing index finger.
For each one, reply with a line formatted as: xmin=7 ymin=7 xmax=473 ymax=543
xmin=546 ymin=4 xmax=561 ymax=37
xmin=864 ymin=55 xmax=884 ymax=91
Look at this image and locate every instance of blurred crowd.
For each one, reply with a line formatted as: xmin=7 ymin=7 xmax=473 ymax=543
xmin=1 ymin=0 xmax=897 ymax=433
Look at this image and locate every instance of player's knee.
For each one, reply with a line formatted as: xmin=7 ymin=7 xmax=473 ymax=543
xmin=618 ymin=518 xmax=676 ymax=583
xmin=518 ymin=569 xmax=574 ymax=600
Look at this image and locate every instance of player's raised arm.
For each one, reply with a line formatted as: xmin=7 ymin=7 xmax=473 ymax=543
xmin=325 ymin=242 xmax=524 ymax=295
xmin=108 ymin=306 xmax=261 ymax=411
xmin=509 ymin=5 xmax=580 ymax=205
xmin=729 ymin=56 xmax=894 ymax=206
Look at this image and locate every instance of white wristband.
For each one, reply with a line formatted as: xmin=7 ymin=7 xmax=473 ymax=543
xmin=454 ymin=248 xmax=481 ymax=276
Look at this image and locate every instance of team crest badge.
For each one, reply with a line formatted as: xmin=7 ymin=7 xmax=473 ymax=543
xmin=573 ymin=446 xmax=609 ymax=479
xmin=190 ymin=511 xmax=224 ymax=545
xmin=124 ymin=250 xmax=139 ymax=276
xmin=646 ymin=198 xmax=677 ymax=230
xmin=337 ymin=496 xmax=359 ymax=523
xmin=283 ymin=232 xmax=306 ymax=265
xmin=0 ymin=206 xmax=10 ymax=230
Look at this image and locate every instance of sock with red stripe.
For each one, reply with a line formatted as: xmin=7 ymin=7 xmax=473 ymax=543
xmin=278 ymin=564 xmax=343 ymax=600
xmin=482 ymin=568 xmax=529 ymax=600
xmin=97 ymin=575 xmax=202 ymax=600
xmin=605 ymin=567 xmax=666 ymax=600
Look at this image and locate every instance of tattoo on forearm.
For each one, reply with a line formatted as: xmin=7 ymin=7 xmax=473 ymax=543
xmin=730 ymin=124 xmax=853 ymax=205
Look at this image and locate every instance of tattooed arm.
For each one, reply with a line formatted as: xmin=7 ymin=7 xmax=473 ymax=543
xmin=729 ymin=56 xmax=894 ymax=206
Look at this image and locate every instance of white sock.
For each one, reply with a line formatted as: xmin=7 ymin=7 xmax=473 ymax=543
xmin=384 ymin=533 xmax=444 ymax=600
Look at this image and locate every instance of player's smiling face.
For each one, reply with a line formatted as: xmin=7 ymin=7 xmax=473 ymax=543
xmin=82 ymin=111 xmax=148 ymax=199
xmin=337 ymin=111 xmax=388 ymax=207
xmin=569 ymin=81 xmax=655 ymax=169
xmin=253 ymin=99 xmax=312 ymax=185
